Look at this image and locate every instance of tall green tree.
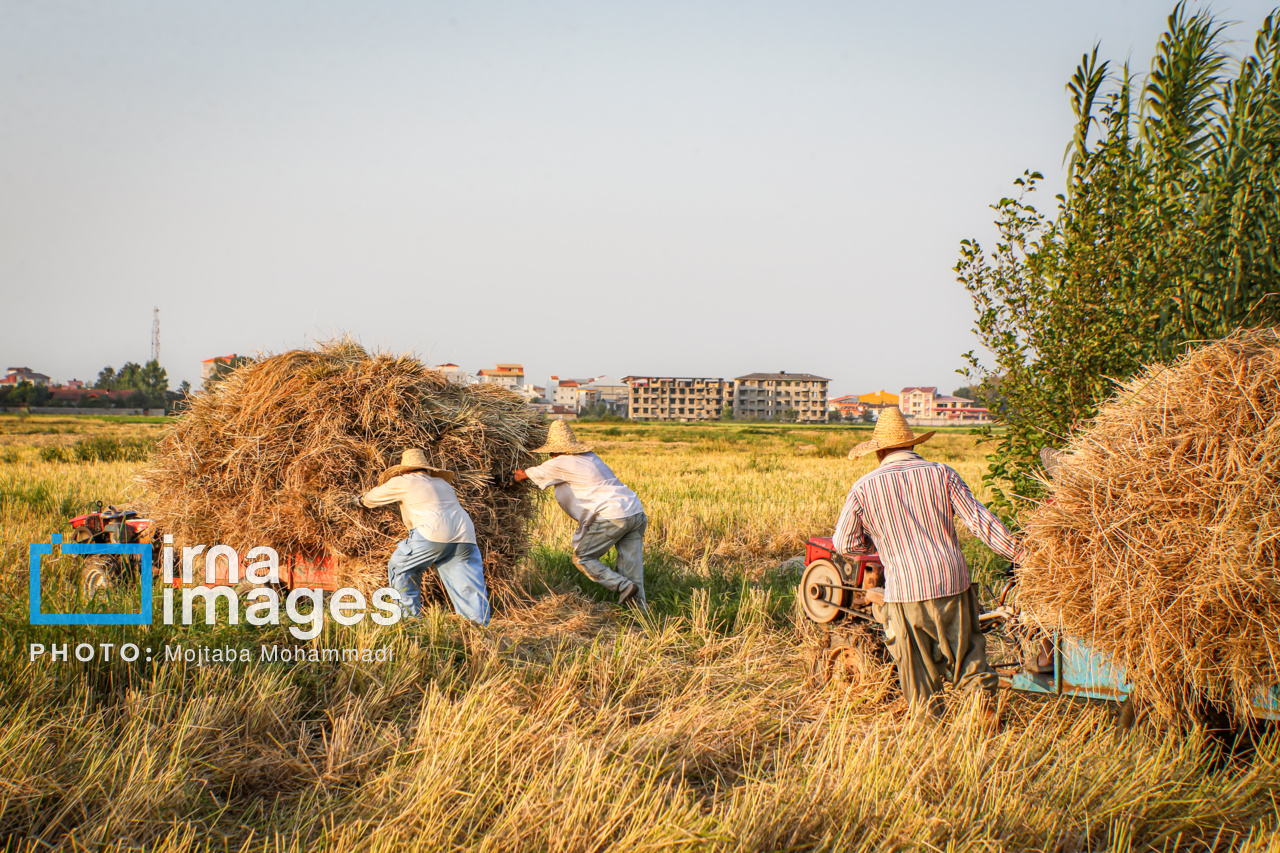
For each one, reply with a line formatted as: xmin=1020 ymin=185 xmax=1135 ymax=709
xmin=91 ymin=359 xmax=168 ymax=406
xmin=959 ymin=4 xmax=1280 ymax=518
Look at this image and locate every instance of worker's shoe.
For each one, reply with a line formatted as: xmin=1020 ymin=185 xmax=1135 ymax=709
xmin=617 ymin=581 xmax=639 ymax=606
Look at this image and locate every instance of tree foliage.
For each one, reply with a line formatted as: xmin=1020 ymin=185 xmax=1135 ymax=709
xmin=92 ymin=360 xmax=169 ymax=407
xmin=958 ymin=4 xmax=1280 ymax=519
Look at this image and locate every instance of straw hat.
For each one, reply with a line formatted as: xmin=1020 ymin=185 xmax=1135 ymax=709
xmin=533 ymin=420 xmax=592 ymax=454
xmin=378 ymin=448 xmax=457 ymax=485
xmin=849 ymin=407 xmax=935 ymax=459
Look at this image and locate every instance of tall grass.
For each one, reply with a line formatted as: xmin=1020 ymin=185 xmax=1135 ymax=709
xmin=1 ymin=416 xmax=1276 ymax=851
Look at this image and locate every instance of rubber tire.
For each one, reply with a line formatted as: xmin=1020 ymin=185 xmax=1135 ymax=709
xmin=81 ymin=555 xmax=113 ymax=599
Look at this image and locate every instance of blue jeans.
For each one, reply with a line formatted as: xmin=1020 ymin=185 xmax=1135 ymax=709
xmin=387 ymin=531 xmax=491 ymax=625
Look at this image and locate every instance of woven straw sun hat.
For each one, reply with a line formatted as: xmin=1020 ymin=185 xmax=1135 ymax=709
xmin=533 ymin=420 xmax=592 ymax=454
xmin=849 ymin=406 xmax=936 ymax=459
xmin=378 ymin=448 xmax=457 ymax=485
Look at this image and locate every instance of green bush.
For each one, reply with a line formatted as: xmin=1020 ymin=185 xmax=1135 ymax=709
xmin=72 ymin=436 xmax=153 ymax=463
xmin=0 ymin=448 xmax=19 ymax=464
xmin=38 ymin=446 xmax=70 ymax=463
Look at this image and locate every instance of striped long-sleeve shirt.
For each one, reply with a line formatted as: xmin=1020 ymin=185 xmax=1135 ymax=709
xmin=832 ymin=450 xmax=1019 ymax=603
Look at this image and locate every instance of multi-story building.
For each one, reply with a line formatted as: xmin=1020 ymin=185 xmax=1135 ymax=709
xmin=477 ymin=363 xmax=524 ymax=390
xmin=732 ymin=372 xmax=829 ymax=422
xmin=899 ymin=386 xmax=937 ymax=418
xmin=624 ymin=376 xmax=734 ymax=421
xmin=547 ymin=377 xmax=588 ymax=408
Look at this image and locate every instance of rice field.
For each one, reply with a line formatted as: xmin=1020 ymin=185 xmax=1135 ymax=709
xmin=2 ymin=414 xmax=1278 ymax=852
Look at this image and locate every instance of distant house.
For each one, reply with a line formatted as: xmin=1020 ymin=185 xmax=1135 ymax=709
xmin=49 ymin=387 xmax=86 ymax=403
xmin=583 ymin=376 xmax=629 ymax=416
xmin=547 ymin=405 xmax=578 ymax=421
xmin=899 ymin=387 xmax=937 ymax=418
xmin=827 ymin=394 xmax=868 ymax=420
xmin=733 ymin=372 xmax=829 ymax=423
xmin=930 ymin=394 xmax=991 ymax=422
xmin=434 ymin=363 xmax=476 ymax=385
xmin=546 ymin=377 xmax=584 ymax=408
xmin=2 ymin=367 xmax=51 ymax=386
xmin=477 ymin=363 xmax=524 ymax=390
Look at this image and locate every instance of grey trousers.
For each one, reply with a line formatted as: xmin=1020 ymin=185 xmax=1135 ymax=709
xmin=573 ymin=512 xmax=647 ymax=605
xmin=883 ymin=585 xmax=997 ymax=714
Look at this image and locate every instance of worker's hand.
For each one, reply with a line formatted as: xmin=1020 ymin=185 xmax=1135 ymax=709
xmin=864 ymin=588 xmax=885 ymax=607
xmin=512 ymin=469 xmax=529 ymax=483
xmin=346 ymin=494 xmax=365 ymax=510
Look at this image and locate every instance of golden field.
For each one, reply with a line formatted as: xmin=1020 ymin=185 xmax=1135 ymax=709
xmin=1 ymin=414 xmax=1278 ymax=852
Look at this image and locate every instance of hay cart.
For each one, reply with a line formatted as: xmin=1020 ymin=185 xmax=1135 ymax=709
xmin=799 ymin=536 xmax=1280 ymax=723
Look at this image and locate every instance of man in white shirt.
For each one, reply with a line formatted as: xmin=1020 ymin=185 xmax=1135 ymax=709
xmin=514 ymin=420 xmax=647 ymax=606
xmin=353 ymin=448 xmax=490 ymax=625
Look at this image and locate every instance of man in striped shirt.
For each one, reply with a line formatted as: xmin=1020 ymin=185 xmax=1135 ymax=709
xmin=834 ymin=407 xmax=1019 ymax=718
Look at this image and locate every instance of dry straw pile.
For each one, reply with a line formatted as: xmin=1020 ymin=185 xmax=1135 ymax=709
xmin=142 ymin=341 xmax=546 ymax=595
xmin=1021 ymin=329 xmax=1280 ymax=719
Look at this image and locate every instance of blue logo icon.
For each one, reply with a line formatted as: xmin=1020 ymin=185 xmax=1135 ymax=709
xmin=29 ymin=535 xmax=152 ymax=625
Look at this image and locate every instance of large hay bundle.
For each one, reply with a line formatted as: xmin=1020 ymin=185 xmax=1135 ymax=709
xmin=1021 ymin=329 xmax=1280 ymax=719
xmin=142 ymin=341 xmax=546 ymax=596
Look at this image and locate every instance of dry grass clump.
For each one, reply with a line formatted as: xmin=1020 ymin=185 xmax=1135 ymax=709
xmin=1020 ymin=328 xmax=1280 ymax=720
xmin=141 ymin=340 xmax=546 ymax=595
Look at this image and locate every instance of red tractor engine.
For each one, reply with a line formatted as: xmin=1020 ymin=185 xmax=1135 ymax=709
xmin=69 ymin=502 xmax=158 ymax=596
xmin=799 ymin=536 xmax=884 ymax=625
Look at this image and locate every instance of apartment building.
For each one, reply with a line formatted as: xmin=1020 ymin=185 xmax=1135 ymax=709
xmin=624 ymin=376 xmax=734 ymax=421
xmin=732 ymin=372 xmax=830 ymax=423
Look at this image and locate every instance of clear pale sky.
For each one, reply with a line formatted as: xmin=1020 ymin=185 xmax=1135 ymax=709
xmin=3 ymin=1 xmax=1276 ymax=397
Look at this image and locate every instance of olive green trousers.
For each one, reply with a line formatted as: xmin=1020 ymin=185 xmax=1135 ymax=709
xmin=883 ymin=585 xmax=998 ymax=714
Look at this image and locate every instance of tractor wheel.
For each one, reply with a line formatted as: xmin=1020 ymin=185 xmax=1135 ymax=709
xmin=818 ymin=626 xmax=889 ymax=687
xmin=81 ymin=556 xmax=114 ymax=599
xmin=801 ymin=559 xmax=850 ymax=624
